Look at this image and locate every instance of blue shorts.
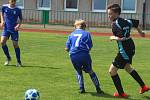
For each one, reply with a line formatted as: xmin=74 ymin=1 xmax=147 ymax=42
xmin=1 ymin=30 xmax=19 ymax=41
xmin=70 ymin=52 xmax=92 ymax=73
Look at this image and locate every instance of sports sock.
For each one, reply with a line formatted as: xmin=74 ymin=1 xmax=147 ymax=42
xmin=76 ymin=72 xmax=84 ymax=90
xmin=130 ymin=70 xmax=145 ymax=87
xmin=111 ymin=74 xmax=124 ymax=94
xmin=2 ymin=45 xmax=11 ymax=59
xmin=15 ymin=47 xmax=21 ymax=63
xmin=90 ymin=72 xmax=100 ymax=88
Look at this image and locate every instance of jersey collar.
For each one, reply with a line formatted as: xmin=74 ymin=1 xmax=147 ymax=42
xmin=113 ymin=17 xmax=120 ymax=22
xmin=76 ymin=28 xmax=84 ymax=31
xmin=8 ymin=4 xmax=16 ymax=9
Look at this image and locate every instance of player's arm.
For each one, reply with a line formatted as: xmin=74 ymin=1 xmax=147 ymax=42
xmin=15 ymin=9 xmax=23 ymax=31
xmin=136 ymin=26 xmax=145 ymax=37
xmin=129 ymin=19 xmax=145 ymax=37
xmin=65 ymin=35 xmax=71 ymax=52
xmin=109 ymin=35 xmax=129 ymax=41
xmin=87 ymin=33 xmax=93 ymax=51
xmin=15 ymin=18 xmax=22 ymax=29
xmin=110 ymin=22 xmax=127 ymax=41
xmin=0 ymin=6 xmax=5 ymax=27
xmin=110 ymin=36 xmax=121 ymax=41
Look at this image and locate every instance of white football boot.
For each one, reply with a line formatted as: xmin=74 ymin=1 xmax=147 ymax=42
xmin=4 ymin=58 xmax=11 ymax=66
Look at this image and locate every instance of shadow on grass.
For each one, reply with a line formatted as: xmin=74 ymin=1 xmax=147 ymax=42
xmin=143 ymin=96 xmax=150 ymax=100
xmin=84 ymin=92 xmax=140 ymax=100
xmin=23 ymin=65 xmax=61 ymax=69
xmin=4 ymin=64 xmax=61 ymax=69
xmin=88 ymin=92 xmax=115 ymax=98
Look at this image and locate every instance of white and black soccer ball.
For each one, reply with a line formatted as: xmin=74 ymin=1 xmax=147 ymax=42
xmin=25 ymin=89 xmax=40 ymax=100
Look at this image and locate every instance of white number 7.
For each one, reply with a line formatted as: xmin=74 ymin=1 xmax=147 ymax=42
xmin=73 ymin=34 xmax=82 ymax=47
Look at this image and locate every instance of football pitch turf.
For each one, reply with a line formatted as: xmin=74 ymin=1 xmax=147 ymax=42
xmin=0 ymin=31 xmax=149 ymax=100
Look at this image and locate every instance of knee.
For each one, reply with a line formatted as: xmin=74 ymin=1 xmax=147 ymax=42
xmin=125 ymin=66 xmax=134 ymax=73
xmin=13 ymin=44 xmax=19 ymax=48
xmin=108 ymin=69 xmax=112 ymax=75
xmin=88 ymin=70 xmax=94 ymax=75
xmin=125 ymin=64 xmax=134 ymax=73
xmin=109 ymin=69 xmax=114 ymax=76
xmin=109 ymin=64 xmax=118 ymax=76
xmin=108 ymin=64 xmax=113 ymax=75
xmin=77 ymin=71 xmax=82 ymax=75
xmin=0 ymin=41 xmax=6 ymax=46
xmin=0 ymin=37 xmax=7 ymax=46
xmin=109 ymin=70 xmax=117 ymax=76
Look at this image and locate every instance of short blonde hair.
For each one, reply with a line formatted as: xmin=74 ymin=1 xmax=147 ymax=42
xmin=74 ymin=19 xmax=86 ymax=29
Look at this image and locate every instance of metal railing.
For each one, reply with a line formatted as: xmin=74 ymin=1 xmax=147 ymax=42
xmin=22 ymin=9 xmax=110 ymax=27
xmin=2 ymin=9 xmax=149 ymax=30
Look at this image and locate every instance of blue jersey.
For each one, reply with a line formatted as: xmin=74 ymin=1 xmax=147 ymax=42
xmin=2 ymin=4 xmax=22 ymax=32
xmin=66 ymin=29 xmax=93 ymax=55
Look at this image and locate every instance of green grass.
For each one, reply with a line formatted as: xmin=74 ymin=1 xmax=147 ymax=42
xmin=0 ymin=31 xmax=149 ymax=100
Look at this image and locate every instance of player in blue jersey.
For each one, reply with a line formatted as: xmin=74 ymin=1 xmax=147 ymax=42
xmin=65 ymin=19 xmax=103 ymax=94
xmin=0 ymin=0 xmax=22 ymax=67
xmin=107 ymin=4 xmax=150 ymax=98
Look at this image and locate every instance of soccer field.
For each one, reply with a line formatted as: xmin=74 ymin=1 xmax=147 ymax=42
xmin=0 ymin=31 xmax=149 ymax=100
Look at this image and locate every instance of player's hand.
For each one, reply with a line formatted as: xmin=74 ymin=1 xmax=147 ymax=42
xmin=14 ymin=24 xmax=20 ymax=31
xmin=139 ymin=32 xmax=145 ymax=37
xmin=65 ymin=48 xmax=69 ymax=52
xmin=110 ymin=36 xmax=118 ymax=41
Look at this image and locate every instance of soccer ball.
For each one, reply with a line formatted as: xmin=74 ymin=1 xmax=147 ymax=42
xmin=24 ymin=89 xmax=40 ymax=100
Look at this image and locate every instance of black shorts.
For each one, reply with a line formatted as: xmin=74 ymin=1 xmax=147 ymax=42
xmin=112 ymin=53 xmax=134 ymax=69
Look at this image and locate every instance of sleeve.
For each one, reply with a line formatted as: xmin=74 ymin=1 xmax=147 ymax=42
xmin=112 ymin=23 xmax=122 ymax=36
xmin=66 ymin=35 xmax=71 ymax=50
xmin=87 ymin=33 xmax=93 ymax=49
xmin=18 ymin=9 xmax=23 ymax=20
xmin=128 ymin=19 xmax=139 ymax=28
xmin=1 ymin=6 xmax=5 ymax=14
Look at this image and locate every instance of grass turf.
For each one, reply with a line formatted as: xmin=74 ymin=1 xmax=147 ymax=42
xmin=0 ymin=31 xmax=149 ymax=100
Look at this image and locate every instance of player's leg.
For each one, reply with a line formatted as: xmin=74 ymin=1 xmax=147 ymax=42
xmin=70 ymin=54 xmax=85 ymax=93
xmin=1 ymin=35 xmax=11 ymax=65
xmin=88 ymin=69 xmax=104 ymax=94
xmin=76 ymin=71 xmax=85 ymax=93
xmin=11 ymin=31 xmax=22 ymax=67
xmin=125 ymin=63 xmax=150 ymax=94
xmin=110 ymin=54 xmax=127 ymax=97
xmin=109 ymin=64 xmax=127 ymax=97
xmin=12 ymin=40 xmax=22 ymax=67
xmin=83 ymin=53 xmax=103 ymax=94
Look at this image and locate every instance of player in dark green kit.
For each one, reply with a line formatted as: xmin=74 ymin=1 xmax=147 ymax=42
xmin=107 ymin=4 xmax=150 ymax=98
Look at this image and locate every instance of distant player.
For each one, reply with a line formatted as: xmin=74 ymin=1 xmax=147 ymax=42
xmin=107 ymin=4 xmax=150 ymax=98
xmin=0 ymin=0 xmax=22 ymax=67
xmin=65 ymin=19 xmax=103 ymax=94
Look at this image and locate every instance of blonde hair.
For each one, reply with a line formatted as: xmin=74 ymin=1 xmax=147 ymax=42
xmin=74 ymin=19 xmax=86 ymax=29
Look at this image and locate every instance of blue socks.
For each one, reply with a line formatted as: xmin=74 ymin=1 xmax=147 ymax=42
xmin=90 ymin=72 xmax=100 ymax=88
xmin=2 ymin=45 xmax=11 ymax=59
xmin=76 ymin=72 xmax=84 ymax=90
xmin=2 ymin=45 xmax=21 ymax=63
xmin=15 ymin=47 xmax=21 ymax=63
xmin=76 ymin=71 xmax=101 ymax=92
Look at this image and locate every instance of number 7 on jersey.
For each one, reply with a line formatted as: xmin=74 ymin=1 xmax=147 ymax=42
xmin=73 ymin=34 xmax=82 ymax=47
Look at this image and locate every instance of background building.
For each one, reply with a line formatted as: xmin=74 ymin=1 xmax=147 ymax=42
xmin=0 ymin=0 xmax=150 ymax=29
